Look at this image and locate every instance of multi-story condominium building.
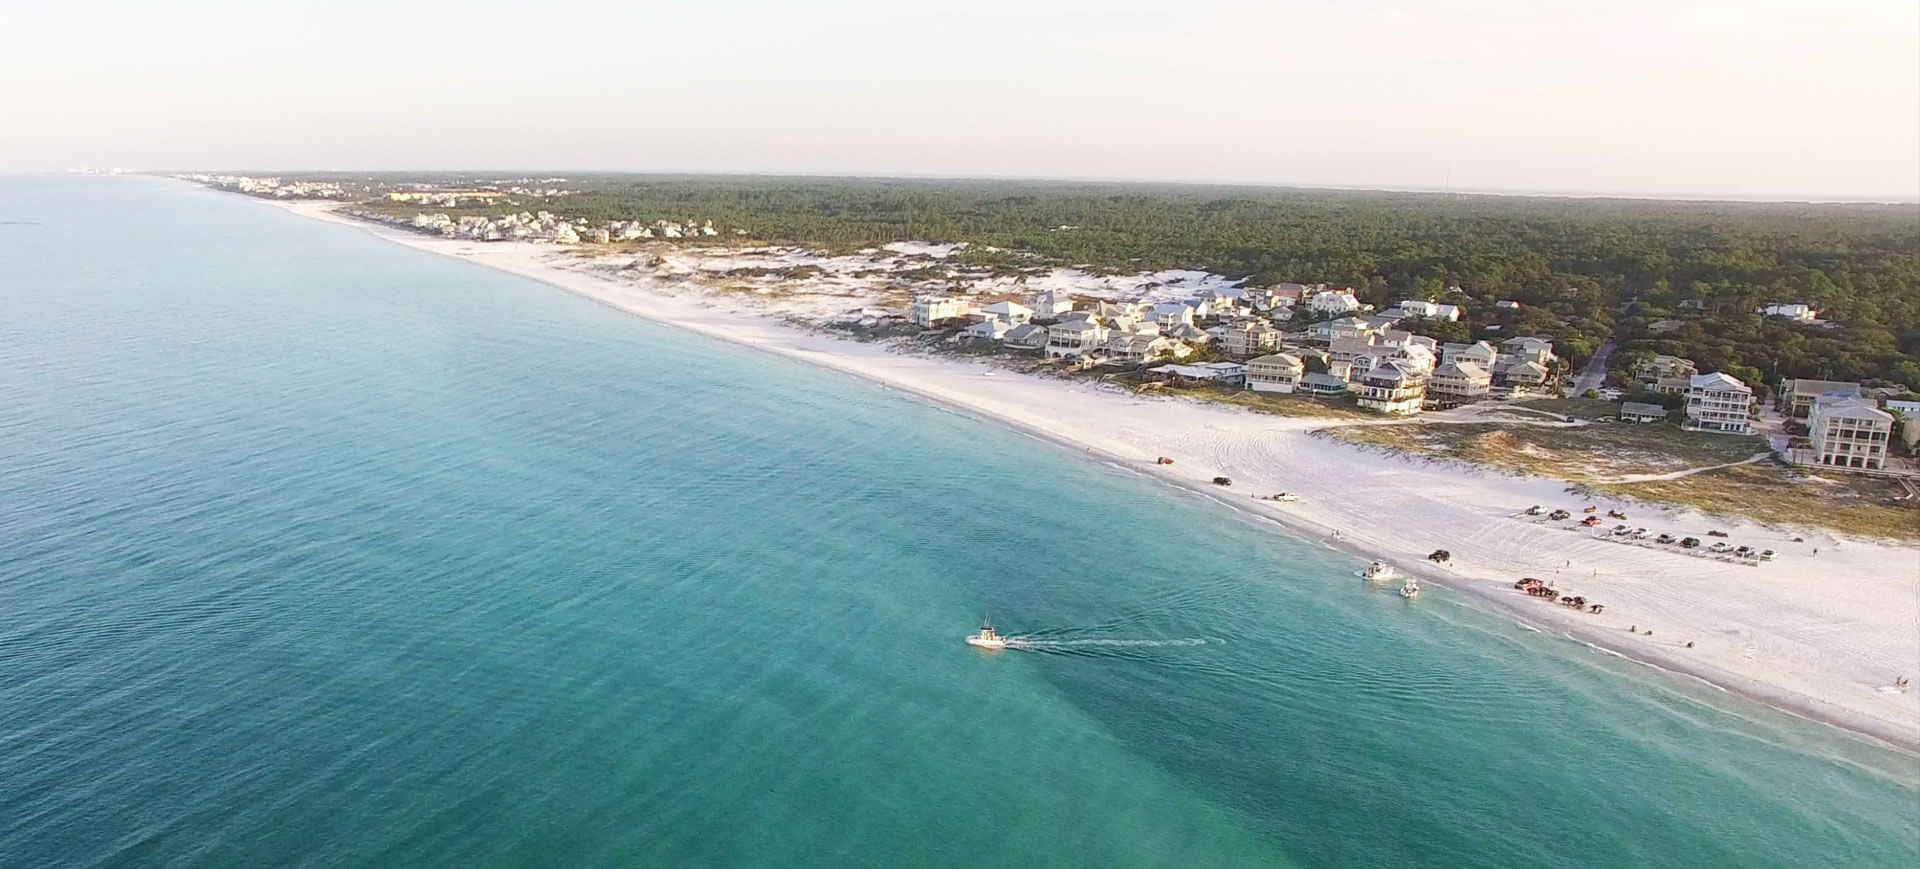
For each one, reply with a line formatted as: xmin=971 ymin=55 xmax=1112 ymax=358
xmin=1807 ymin=396 xmax=1893 ymax=470
xmin=1356 ymin=361 xmax=1429 ymax=415
xmin=1221 ymin=320 xmax=1281 ymax=357
xmin=1424 ymin=361 xmax=1491 ymax=408
xmin=1044 ymin=317 xmax=1110 ymax=358
xmin=909 ymin=295 xmax=969 ymax=327
xmin=1683 ymin=372 xmax=1754 ymax=435
xmin=1245 ymin=353 xmax=1306 ymax=393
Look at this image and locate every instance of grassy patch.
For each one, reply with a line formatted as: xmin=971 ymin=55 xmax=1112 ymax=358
xmin=1111 ymin=376 xmax=1373 ymax=419
xmin=1594 ymin=465 xmax=1920 ymax=540
xmin=1512 ymin=397 xmax=1619 ymax=420
xmin=1327 ymin=421 xmax=1918 ymax=539
xmin=1328 ymin=421 xmax=1764 ymax=479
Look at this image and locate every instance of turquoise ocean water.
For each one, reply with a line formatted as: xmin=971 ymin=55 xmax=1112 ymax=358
xmin=0 ymin=176 xmax=1914 ymax=867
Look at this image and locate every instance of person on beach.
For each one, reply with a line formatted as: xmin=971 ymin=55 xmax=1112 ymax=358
xmin=1686 ymin=641 xmax=1695 ymax=649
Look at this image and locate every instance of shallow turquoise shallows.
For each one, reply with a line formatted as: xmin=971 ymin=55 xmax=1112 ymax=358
xmin=0 ymin=176 xmax=1914 ymax=867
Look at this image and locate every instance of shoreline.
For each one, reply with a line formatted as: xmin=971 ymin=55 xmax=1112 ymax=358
xmin=245 ymin=193 xmax=1918 ymax=752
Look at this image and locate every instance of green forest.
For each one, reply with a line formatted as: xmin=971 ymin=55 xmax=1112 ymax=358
xmin=335 ymin=174 xmax=1920 ymax=390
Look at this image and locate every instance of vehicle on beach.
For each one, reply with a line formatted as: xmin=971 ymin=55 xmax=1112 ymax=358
xmin=1524 ymin=505 xmax=1543 ymax=516
xmin=965 ymin=618 xmax=1008 ymax=650
xmin=1256 ymin=492 xmax=1298 ymax=502
xmin=1358 ymin=561 xmax=1397 ymax=582
xmin=1759 ymin=549 xmax=1778 ymax=561
xmin=1548 ymin=509 xmax=1572 ymax=521
xmin=1399 ymin=577 xmax=1421 ymax=599
xmin=1707 ymin=530 xmax=1729 ymax=538
xmin=1709 ymin=542 xmax=1733 ymax=553
xmin=1680 ymin=537 xmax=1701 ymax=548
xmin=1629 ymin=527 xmax=1650 ymax=539
xmin=1155 ymin=456 xmax=1174 ymax=465
xmin=1212 ymin=476 xmax=1232 ymax=486
xmin=1427 ymin=549 xmax=1451 ymax=563
xmin=1655 ymin=533 xmax=1677 ymax=545
xmin=1580 ymin=516 xmax=1602 ymax=527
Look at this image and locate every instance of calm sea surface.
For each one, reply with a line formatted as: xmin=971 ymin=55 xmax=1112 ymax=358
xmin=0 ymin=176 xmax=1914 ymax=867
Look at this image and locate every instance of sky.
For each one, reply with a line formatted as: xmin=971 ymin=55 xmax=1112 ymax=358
xmin=3 ymin=0 xmax=1916 ymax=200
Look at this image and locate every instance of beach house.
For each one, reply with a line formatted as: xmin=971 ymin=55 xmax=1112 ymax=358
xmin=1149 ymin=302 xmax=1197 ymax=329
xmin=1619 ymin=401 xmax=1669 ymax=423
xmin=1044 ymin=317 xmax=1110 ymax=358
xmin=1634 ymin=355 xmax=1698 ymax=385
xmin=1807 ymin=396 xmax=1893 ymax=470
xmin=1002 ymin=323 xmax=1049 ymax=350
xmin=1389 ymin=300 xmax=1462 ymax=322
xmin=1147 ymin=362 xmax=1247 ymax=387
xmin=1683 ymin=372 xmax=1754 ymax=435
xmin=963 ymin=320 xmax=1011 ymax=341
xmin=910 ymin=295 xmax=969 ymax=328
xmin=1029 ymin=289 xmax=1075 ymax=320
xmin=1440 ymin=341 xmax=1499 ymax=371
xmin=1105 ymin=334 xmax=1177 ymax=363
xmin=1424 ymin=360 xmax=1491 ymax=408
xmin=1245 ymin=353 xmax=1306 ymax=393
xmin=1763 ymin=303 xmax=1818 ymax=322
xmin=1307 ymin=289 xmax=1363 ymax=316
xmin=1355 ymin=361 xmax=1429 ymax=415
xmin=1299 ymin=372 xmax=1351 ymax=396
xmin=1776 ymin=378 xmax=1863 ymax=418
xmin=981 ymin=301 xmax=1034 ymax=324
xmin=1221 ymin=320 xmax=1281 ymax=357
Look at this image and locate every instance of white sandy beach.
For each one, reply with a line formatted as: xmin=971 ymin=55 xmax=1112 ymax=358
xmin=267 ymin=198 xmax=1919 ymax=749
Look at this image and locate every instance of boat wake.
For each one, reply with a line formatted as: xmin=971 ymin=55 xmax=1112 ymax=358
xmin=1000 ymin=636 xmax=1218 ymax=657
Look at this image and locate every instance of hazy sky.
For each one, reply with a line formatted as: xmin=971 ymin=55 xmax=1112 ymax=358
xmin=4 ymin=0 xmax=1916 ymax=199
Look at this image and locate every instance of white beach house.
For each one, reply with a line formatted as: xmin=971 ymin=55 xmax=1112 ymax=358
xmin=1763 ymin=303 xmax=1818 ymax=321
xmin=1307 ymin=289 xmax=1363 ymax=316
xmin=1245 ymin=353 xmax=1306 ymax=393
xmin=1390 ymin=300 xmax=1462 ymax=322
xmin=1356 ymin=361 xmax=1429 ymax=415
xmin=1807 ymin=396 xmax=1893 ymax=470
xmin=1683 ymin=372 xmax=1754 ymax=435
xmin=1030 ymin=289 xmax=1075 ymax=320
xmin=1045 ymin=317 xmax=1110 ymax=358
xmin=910 ymin=295 xmax=970 ymax=328
xmin=981 ymin=301 xmax=1034 ymax=324
xmin=1424 ymin=360 xmax=1491 ymax=408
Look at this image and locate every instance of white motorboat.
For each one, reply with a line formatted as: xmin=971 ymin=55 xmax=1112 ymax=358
xmin=1400 ymin=577 xmax=1421 ymax=599
xmin=1356 ymin=561 xmax=1397 ymax=582
xmin=965 ymin=618 xmax=1008 ymax=649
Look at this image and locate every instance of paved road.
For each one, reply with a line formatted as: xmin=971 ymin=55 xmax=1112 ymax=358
xmin=1571 ymin=337 xmax=1615 ymax=395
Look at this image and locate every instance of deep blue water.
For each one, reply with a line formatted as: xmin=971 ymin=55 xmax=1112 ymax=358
xmin=0 ymin=176 xmax=1914 ymax=867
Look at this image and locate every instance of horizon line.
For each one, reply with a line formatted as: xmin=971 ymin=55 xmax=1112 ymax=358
xmin=29 ymin=168 xmax=1920 ymax=207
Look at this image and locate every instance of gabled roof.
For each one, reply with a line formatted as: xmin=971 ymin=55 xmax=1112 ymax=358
xmin=1301 ymin=372 xmax=1349 ymax=389
xmin=1248 ymin=352 xmax=1305 ymax=369
xmin=1435 ymin=360 xmax=1487 ymax=379
xmin=1004 ymin=323 xmax=1047 ymax=341
xmin=1785 ymin=378 xmax=1861 ymax=399
xmin=1690 ymin=372 xmax=1751 ymax=393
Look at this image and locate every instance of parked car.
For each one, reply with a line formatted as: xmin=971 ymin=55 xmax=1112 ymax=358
xmin=1759 ymin=549 xmax=1778 ymax=561
xmin=1680 ymin=537 xmax=1701 ymax=548
xmin=1734 ymin=546 xmax=1755 ymax=557
xmin=1709 ymin=542 xmax=1732 ymax=553
xmin=1212 ymin=476 xmax=1232 ymax=486
xmin=1548 ymin=509 xmax=1572 ymax=521
xmin=1707 ymin=530 xmax=1729 ymax=538
xmin=1655 ymin=533 xmax=1678 ymax=545
xmin=1630 ymin=528 xmax=1650 ymax=539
